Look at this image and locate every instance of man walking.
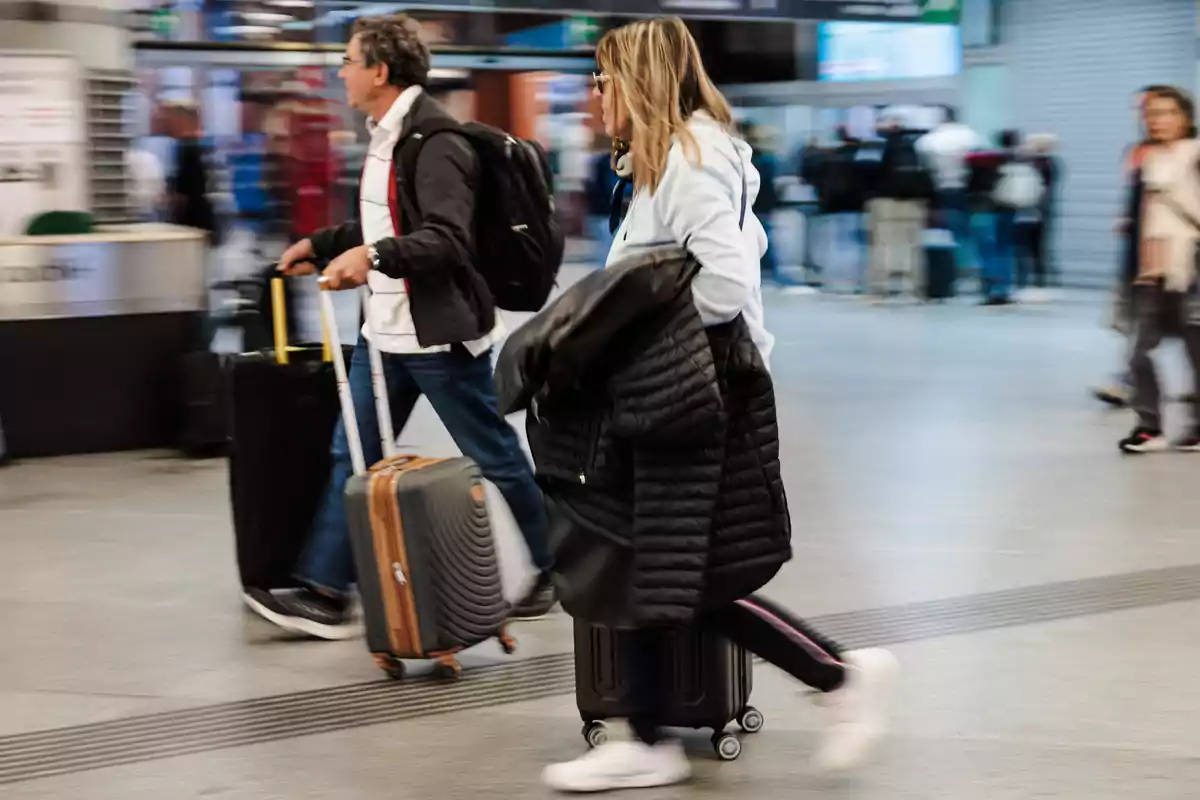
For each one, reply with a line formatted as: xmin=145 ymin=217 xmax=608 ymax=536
xmin=246 ymin=14 xmax=556 ymax=639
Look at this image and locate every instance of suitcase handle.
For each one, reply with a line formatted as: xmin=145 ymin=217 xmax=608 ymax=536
xmin=317 ymin=278 xmax=398 ymax=476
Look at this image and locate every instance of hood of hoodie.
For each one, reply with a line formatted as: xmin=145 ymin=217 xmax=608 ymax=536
xmin=680 ymin=111 xmax=762 ymax=211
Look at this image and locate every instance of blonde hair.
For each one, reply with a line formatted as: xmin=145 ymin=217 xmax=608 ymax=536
xmin=596 ymin=17 xmax=733 ymax=193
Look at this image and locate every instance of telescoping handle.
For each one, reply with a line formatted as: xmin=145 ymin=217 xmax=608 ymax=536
xmin=269 ymin=270 xmax=333 ymax=365
xmin=317 ymin=277 xmax=397 ymax=477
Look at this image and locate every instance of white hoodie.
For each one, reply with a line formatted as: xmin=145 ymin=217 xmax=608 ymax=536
xmin=605 ymin=111 xmax=774 ymax=366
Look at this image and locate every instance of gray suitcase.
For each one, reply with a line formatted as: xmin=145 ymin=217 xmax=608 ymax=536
xmin=344 ymin=455 xmax=514 ymax=680
xmin=319 ymin=284 xmax=514 ymax=681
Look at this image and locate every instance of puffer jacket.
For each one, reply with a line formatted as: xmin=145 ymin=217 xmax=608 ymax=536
xmin=494 ymin=249 xmax=791 ymax=629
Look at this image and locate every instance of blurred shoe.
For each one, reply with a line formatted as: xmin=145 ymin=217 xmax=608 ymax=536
xmin=542 ymin=740 xmax=691 ymax=793
xmin=813 ymin=648 xmax=899 ymax=772
xmin=980 ymin=295 xmax=1015 ymax=307
xmin=1175 ymin=392 xmax=1199 ymax=405
xmin=244 ymin=586 xmax=358 ymax=640
xmin=1172 ymin=429 xmax=1200 ymax=452
xmin=1119 ymin=426 xmax=1167 ymax=454
xmin=511 ymin=572 xmax=558 ymax=620
xmin=1092 ymin=384 xmax=1130 ymax=408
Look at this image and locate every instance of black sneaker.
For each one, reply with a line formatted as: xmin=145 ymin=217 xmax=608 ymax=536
xmin=511 ymin=573 xmax=558 ymax=621
xmin=1119 ymin=427 xmax=1168 ymax=454
xmin=1173 ymin=430 xmax=1200 ymax=452
xmin=244 ymin=586 xmax=357 ymax=640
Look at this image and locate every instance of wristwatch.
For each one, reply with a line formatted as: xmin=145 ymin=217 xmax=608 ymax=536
xmin=367 ymin=243 xmax=381 ymax=270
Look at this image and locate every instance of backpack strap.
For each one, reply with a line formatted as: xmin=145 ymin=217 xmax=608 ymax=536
xmin=394 ymin=117 xmax=463 ymax=228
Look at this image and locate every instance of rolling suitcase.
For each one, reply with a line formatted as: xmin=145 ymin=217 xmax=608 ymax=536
xmin=317 ymin=281 xmax=515 ymax=681
xmin=923 ymin=227 xmax=957 ymax=301
xmin=574 ymin=622 xmax=761 ymax=761
xmin=228 ymin=277 xmax=346 ymax=592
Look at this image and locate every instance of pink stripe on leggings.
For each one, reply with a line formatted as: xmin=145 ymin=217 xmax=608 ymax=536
xmin=733 ymin=597 xmax=844 ymax=668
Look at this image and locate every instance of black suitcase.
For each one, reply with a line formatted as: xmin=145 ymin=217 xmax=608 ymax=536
xmin=923 ymin=228 xmax=957 ymax=300
xmin=227 ymin=345 xmax=346 ymax=591
xmin=574 ymin=622 xmax=761 ymax=760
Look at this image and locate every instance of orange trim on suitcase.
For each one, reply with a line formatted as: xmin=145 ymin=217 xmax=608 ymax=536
xmin=366 ymin=455 xmax=445 ymax=658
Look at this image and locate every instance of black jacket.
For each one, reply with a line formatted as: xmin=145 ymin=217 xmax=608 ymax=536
xmin=495 ymin=249 xmax=792 ymax=629
xmin=308 ymin=93 xmax=495 ymax=348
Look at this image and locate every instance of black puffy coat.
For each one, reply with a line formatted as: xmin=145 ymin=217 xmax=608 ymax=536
xmin=494 ymin=249 xmax=792 ymax=629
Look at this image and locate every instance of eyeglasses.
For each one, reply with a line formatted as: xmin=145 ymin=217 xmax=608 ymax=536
xmin=592 ymin=72 xmax=610 ymax=90
xmin=341 ymin=56 xmax=364 ymax=66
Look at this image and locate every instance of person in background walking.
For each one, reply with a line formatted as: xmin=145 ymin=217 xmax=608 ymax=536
xmin=917 ymin=107 xmax=987 ymax=271
xmin=1094 ymin=86 xmax=1170 ymax=408
xmin=164 ymin=102 xmax=220 ymax=247
xmin=1119 ymin=85 xmax=1200 ymax=454
xmin=1015 ymin=133 xmax=1060 ymax=302
xmin=585 ymin=131 xmax=620 ymax=265
xmin=865 ymin=113 xmax=934 ymax=300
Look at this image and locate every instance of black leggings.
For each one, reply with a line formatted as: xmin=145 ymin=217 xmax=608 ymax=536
xmin=628 ymin=594 xmax=846 ymax=745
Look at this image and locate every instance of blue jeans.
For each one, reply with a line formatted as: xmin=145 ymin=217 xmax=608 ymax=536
xmin=937 ymin=189 xmax=975 ymax=269
xmin=978 ymin=210 xmax=1017 ymax=300
xmin=298 ymin=337 xmax=553 ymax=595
xmin=589 ymin=214 xmax=614 ymax=266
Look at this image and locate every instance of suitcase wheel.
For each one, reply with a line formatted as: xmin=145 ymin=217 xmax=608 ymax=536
xmin=737 ymin=706 xmax=764 ymax=734
xmin=583 ymin=721 xmax=610 ymax=749
xmin=434 ymin=655 xmax=463 ymax=680
xmin=712 ymin=732 xmax=742 ymax=761
xmin=375 ymin=654 xmax=407 ymax=681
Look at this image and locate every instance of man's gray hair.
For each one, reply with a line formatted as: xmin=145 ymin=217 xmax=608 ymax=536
xmin=352 ymin=14 xmax=430 ymax=89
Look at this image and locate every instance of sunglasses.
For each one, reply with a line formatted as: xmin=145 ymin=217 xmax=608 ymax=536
xmin=592 ymin=71 xmax=611 ymax=90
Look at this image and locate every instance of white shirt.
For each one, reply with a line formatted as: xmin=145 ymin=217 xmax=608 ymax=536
xmin=605 ymin=112 xmax=774 ymax=367
xmin=916 ymin=122 xmax=988 ymax=190
xmin=1141 ymin=139 xmax=1200 ymax=290
xmin=360 ymin=86 xmax=504 ymax=355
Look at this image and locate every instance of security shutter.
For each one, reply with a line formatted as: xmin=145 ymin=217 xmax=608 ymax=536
xmin=1003 ymin=0 xmax=1195 ymax=287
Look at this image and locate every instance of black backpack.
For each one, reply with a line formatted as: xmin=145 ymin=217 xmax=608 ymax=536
xmin=886 ymin=134 xmax=935 ymax=200
xmin=819 ymin=145 xmax=865 ymax=213
xmin=397 ymin=120 xmax=564 ymax=312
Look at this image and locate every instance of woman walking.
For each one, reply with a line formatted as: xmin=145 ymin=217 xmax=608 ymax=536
xmin=498 ymin=18 xmax=898 ymax=793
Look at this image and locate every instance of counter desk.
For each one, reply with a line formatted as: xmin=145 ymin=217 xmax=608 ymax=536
xmin=0 ymin=224 xmax=208 ymax=458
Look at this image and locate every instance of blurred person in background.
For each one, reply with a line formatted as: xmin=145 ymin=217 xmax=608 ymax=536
xmin=1094 ymin=86 xmax=1171 ymax=408
xmin=814 ymin=126 xmax=869 ymax=291
xmin=797 ymin=136 xmax=825 ymax=284
xmin=126 ymin=145 xmax=165 ymax=222
xmin=585 ymin=130 xmax=620 ymax=264
xmin=539 ymin=17 xmax=898 ymax=792
xmin=247 ymin=13 xmax=558 ymax=636
xmin=163 ymin=101 xmax=220 ymax=247
xmin=967 ymin=129 xmax=1040 ymax=306
xmin=1118 ymin=85 xmax=1200 ymax=454
xmin=865 ymin=113 xmax=934 ymax=300
xmin=1014 ymin=133 xmax=1060 ymax=301
xmin=917 ymin=107 xmax=986 ymax=269
xmin=743 ymin=120 xmax=799 ymax=289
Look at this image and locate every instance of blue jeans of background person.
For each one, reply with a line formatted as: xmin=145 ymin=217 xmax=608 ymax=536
xmin=589 ymin=214 xmax=614 ymax=266
xmin=938 ymin=188 xmax=975 ymax=270
xmin=978 ymin=210 xmax=1017 ymax=300
xmin=298 ymin=337 xmax=553 ymax=595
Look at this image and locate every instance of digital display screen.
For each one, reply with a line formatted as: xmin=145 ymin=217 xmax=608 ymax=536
xmin=817 ymin=22 xmax=961 ymax=82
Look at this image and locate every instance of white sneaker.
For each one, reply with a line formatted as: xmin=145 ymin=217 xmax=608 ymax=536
xmin=812 ymin=648 xmax=899 ymax=772
xmin=542 ymin=740 xmax=692 ymax=793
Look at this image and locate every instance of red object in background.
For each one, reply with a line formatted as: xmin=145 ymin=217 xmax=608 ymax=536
xmin=284 ymin=95 xmax=338 ymax=236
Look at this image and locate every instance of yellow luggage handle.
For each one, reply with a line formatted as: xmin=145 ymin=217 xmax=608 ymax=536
xmin=271 ymin=274 xmax=333 ymax=365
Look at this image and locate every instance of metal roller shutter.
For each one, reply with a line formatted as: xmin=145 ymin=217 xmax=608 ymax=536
xmin=1004 ymin=0 xmax=1195 ymax=287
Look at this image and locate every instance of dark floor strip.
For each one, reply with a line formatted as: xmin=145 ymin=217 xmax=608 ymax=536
xmin=3 ymin=563 xmax=1199 ymax=785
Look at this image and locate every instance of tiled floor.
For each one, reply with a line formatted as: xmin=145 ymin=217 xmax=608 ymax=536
xmin=3 ymin=284 xmax=1199 ymax=796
